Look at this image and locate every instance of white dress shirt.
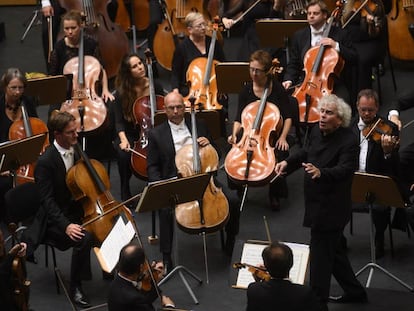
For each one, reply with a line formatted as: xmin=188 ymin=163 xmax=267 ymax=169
xmin=168 ymin=120 xmax=192 ymax=152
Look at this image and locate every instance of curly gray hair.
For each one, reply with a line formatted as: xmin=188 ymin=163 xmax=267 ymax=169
xmin=317 ymin=94 xmax=352 ymax=127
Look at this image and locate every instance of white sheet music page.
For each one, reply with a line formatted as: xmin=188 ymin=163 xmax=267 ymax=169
xmin=99 ymin=217 xmax=135 ymax=272
xmin=235 ymin=241 xmax=309 ymax=289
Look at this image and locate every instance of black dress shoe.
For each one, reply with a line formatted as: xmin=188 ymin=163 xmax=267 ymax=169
xmin=329 ymin=294 xmax=367 ymax=303
xmin=72 ymin=286 xmax=91 ymax=308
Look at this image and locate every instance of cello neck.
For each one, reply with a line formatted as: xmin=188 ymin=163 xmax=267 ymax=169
xmin=145 ymin=49 xmax=157 ymax=126
xmin=252 ymin=85 xmax=270 ymax=131
xmin=78 ymin=27 xmax=85 ymax=89
xmin=189 ymin=98 xmax=201 ymax=174
xmin=20 ymin=103 xmax=33 ymax=137
xmin=202 ymin=23 xmax=218 ymax=87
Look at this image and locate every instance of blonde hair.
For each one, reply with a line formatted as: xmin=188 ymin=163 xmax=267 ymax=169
xmin=185 ymin=12 xmax=204 ymax=27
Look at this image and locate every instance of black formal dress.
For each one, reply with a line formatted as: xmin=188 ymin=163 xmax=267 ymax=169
xmin=246 ymin=278 xmax=322 ymax=311
xmin=285 ymin=125 xmax=366 ymax=308
xmin=107 ymin=274 xmax=158 ymax=311
xmin=22 ymin=144 xmax=93 ymax=286
xmin=147 ymin=118 xmax=240 ymax=256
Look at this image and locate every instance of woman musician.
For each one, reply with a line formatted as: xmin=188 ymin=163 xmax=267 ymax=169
xmin=113 ymin=53 xmax=164 ymax=204
xmin=228 ymin=50 xmax=294 ymax=210
xmin=0 ymin=68 xmax=38 ymax=221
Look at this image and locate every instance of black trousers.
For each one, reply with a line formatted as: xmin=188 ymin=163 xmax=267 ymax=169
xmin=310 ymin=229 xmax=365 ymax=307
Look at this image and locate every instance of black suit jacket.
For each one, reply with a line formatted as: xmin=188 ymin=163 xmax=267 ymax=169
xmin=284 ymin=25 xmax=358 ymax=85
xmin=286 ymin=126 xmax=359 ymax=231
xmin=107 ymin=275 xmax=158 ymax=311
xmin=147 ymin=118 xmax=214 ymax=182
xmin=246 ymin=279 xmax=322 ymax=311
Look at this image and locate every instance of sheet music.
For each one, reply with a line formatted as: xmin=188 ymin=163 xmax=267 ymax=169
xmin=235 ymin=241 xmax=309 ymax=289
xmin=97 ymin=217 xmax=135 ymax=272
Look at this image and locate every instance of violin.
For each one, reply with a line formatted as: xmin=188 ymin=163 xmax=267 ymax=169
xmin=138 ymin=262 xmax=164 ymax=292
xmin=8 ymin=103 xmax=49 ymax=185
xmin=362 ymin=118 xmax=398 ymax=144
xmin=184 ymin=16 xmax=222 ymax=110
xmin=293 ymin=2 xmax=344 ymax=125
xmin=342 ymin=0 xmax=382 ymax=36
xmin=8 ymin=223 xmax=30 ymax=311
xmin=60 ymin=26 xmax=108 ymax=134
xmin=233 ymin=262 xmax=271 ymax=282
xmin=130 ymin=49 xmax=164 ymax=180
xmin=174 ymin=98 xmax=229 ymax=234
xmin=224 ymin=69 xmax=283 ymax=186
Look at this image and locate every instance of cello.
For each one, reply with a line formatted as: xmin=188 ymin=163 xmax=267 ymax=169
xmin=115 ymin=0 xmax=151 ymax=33
xmin=184 ymin=17 xmax=221 ymax=110
xmin=387 ymin=0 xmax=414 ymax=61
xmin=130 ymin=49 xmax=164 ymax=180
xmin=293 ymin=3 xmax=344 ymax=124
xmin=224 ymin=78 xmax=283 ymax=186
xmin=57 ymin=0 xmax=129 ymax=78
xmin=8 ymin=103 xmax=49 ymax=185
xmin=66 ymin=143 xmax=134 ymax=244
xmin=60 ymin=26 xmax=108 ymax=134
xmin=174 ymin=98 xmax=229 ymax=234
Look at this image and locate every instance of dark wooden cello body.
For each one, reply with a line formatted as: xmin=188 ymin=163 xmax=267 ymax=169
xmin=131 ymin=50 xmax=164 ymax=180
xmin=57 ymin=0 xmax=129 ymax=78
xmin=174 ymin=100 xmax=229 ymax=234
xmin=387 ymin=0 xmax=414 ymax=61
xmin=225 ymin=85 xmax=283 ymax=186
xmin=293 ymin=4 xmax=344 ymax=124
xmin=66 ymin=143 xmax=133 ymax=244
xmin=61 ymin=27 xmax=108 ymax=134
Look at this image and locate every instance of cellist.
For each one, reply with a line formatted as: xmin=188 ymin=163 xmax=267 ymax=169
xmin=227 ymin=50 xmax=294 ymax=211
xmin=21 ymin=111 xmax=95 ymax=308
xmin=112 ymin=53 xmax=164 ymax=204
xmin=281 ymin=0 xmax=357 ymax=106
xmin=147 ymin=92 xmax=241 ymax=271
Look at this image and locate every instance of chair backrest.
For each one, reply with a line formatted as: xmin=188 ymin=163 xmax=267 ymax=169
xmin=5 ymin=182 xmax=40 ymax=223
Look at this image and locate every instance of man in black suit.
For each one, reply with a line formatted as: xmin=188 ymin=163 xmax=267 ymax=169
xmin=147 ymin=91 xmax=240 ymax=269
xmin=275 ymin=94 xmax=366 ymax=309
xmin=282 ymin=0 xmax=357 ymax=106
xmin=22 ymin=111 xmax=94 ymax=307
xmin=350 ymin=89 xmax=400 ymax=258
xmin=246 ymin=241 xmax=322 ymax=311
xmin=107 ymin=242 xmax=174 ymax=311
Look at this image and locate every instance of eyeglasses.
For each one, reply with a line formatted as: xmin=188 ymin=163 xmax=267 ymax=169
xmin=249 ymin=67 xmax=266 ymax=74
xmin=8 ymin=86 xmax=24 ymax=91
xmin=166 ymin=105 xmax=185 ymax=111
xmin=191 ymin=23 xmax=207 ymax=29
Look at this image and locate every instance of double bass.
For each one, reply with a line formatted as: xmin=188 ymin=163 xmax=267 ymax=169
xmin=130 ymin=49 xmax=164 ymax=180
xmin=60 ymin=26 xmax=108 ymax=134
xmin=8 ymin=103 xmax=49 ymax=185
xmin=57 ymin=0 xmax=129 ymax=78
xmin=293 ymin=3 xmax=344 ymax=124
xmin=174 ymin=98 xmax=229 ymax=234
xmin=387 ymin=0 xmax=414 ymax=61
xmin=184 ymin=17 xmax=221 ymax=110
xmin=225 ymin=78 xmax=283 ymax=186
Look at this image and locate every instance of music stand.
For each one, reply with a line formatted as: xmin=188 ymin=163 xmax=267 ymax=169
xmin=255 ymin=19 xmax=307 ymax=63
xmin=136 ymin=173 xmax=211 ymax=304
xmin=25 ymin=75 xmax=67 ymax=106
xmin=0 ymin=134 xmax=47 ymax=185
xmin=215 ymin=62 xmax=250 ymax=94
xmin=352 ymin=172 xmax=413 ymax=291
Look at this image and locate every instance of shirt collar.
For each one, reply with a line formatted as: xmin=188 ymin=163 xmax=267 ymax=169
xmin=168 ymin=119 xmax=187 ymax=131
xmin=117 ymin=272 xmax=141 ymax=289
xmin=310 ymin=24 xmax=326 ymax=35
xmin=54 ymin=140 xmax=73 ymax=156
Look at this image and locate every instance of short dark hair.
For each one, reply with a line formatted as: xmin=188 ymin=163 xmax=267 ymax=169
xmin=48 ymin=110 xmax=76 ymax=133
xmin=307 ymin=0 xmax=330 ymax=15
xmin=262 ymin=241 xmax=293 ymax=279
xmin=357 ymin=89 xmax=379 ymax=107
xmin=118 ymin=242 xmax=145 ymax=275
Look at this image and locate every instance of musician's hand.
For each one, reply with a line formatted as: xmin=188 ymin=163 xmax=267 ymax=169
xmin=302 ymin=162 xmax=321 ymax=179
xmin=381 ymin=134 xmax=398 ymax=154
xmin=65 ymin=223 xmax=85 ymax=241
xmin=389 ymin=115 xmax=402 ymax=131
xmin=275 ymin=160 xmax=288 ymax=176
xmin=119 ymin=140 xmax=130 ymax=151
xmin=42 ymin=5 xmax=54 ymax=17
xmin=319 ymin=37 xmax=337 ymax=49
xmin=9 ymin=243 xmax=26 ymax=257
xmin=0 ymin=170 xmax=10 ymax=177
xmin=197 ymin=137 xmax=210 ymax=147
xmin=282 ymin=80 xmax=292 ymax=90
xmin=276 ymin=137 xmax=289 ymax=151
xmin=222 ymin=17 xmax=234 ymax=29
xmin=161 ymin=295 xmax=175 ymax=308
xmin=102 ymin=90 xmax=115 ymax=102
xmin=410 ymin=183 xmax=414 ymax=192
xmin=227 ymin=134 xmax=237 ymax=144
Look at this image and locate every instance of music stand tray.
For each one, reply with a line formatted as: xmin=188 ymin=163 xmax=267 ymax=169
xmin=255 ymin=19 xmax=307 ymax=48
xmin=136 ymin=173 xmax=211 ymax=304
xmin=352 ymin=172 xmax=413 ymax=291
xmin=215 ymin=62 xmax=250 ymax=94
xmin=0 ymin=133 xmax=47 ymax=174
xmin=25 ymin=75 xmax=67 ymax=106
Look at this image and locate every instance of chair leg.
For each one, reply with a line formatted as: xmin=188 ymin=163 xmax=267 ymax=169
xmin=350 ymin=211 xmax=354 ymax=235
xmin=388 ymin=215 xmax=394 ymax=258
